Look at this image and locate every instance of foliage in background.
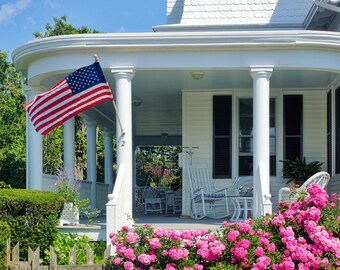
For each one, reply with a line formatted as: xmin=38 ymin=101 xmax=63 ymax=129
xmin=0 ymin=181 xmax=11 ymax=189
xmin=0 ymin=51 xmax=26 ymax=188
xmin=136 ymin=146 xmax=182 ymax=189
xmin=33 ymin=15 xmax=100 ymax=38
xmin=44 ymin=233 xmax=106 ymax=265
xmin=0 ymin=189 xmax=64 ymax=262
xmin=43 ymin=126 xmax=63 ymax=174
xmin=0 ymin=221 xmax=10 ymax=269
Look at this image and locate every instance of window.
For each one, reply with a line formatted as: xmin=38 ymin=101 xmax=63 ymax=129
xmin=336 ymin=88 xmax=340 ymax=174
xmin=327 ymin=91 xmax=332 ymax=174
xmin=213 ymin=96 xmax=232 ymax=178
xmin=284 ymin=95 xmax=303 ymax=160
xmin=238 ymin=99 xmax=276 ymax=176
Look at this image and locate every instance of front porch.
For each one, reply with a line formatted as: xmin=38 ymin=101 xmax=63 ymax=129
xmin=59 ymin=212 xmax=230 ymax=242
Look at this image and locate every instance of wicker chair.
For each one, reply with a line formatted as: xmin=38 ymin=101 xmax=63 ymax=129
xmin=278 ymin=171 xmax=330 ymax=203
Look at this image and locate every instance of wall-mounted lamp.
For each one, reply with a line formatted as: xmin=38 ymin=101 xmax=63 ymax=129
xmin=191 ymin=71 xmax=205 ymax=80
xmin=132 ymin=98 xmax=143 ymax=107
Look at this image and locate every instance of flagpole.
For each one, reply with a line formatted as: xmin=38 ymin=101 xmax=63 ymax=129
xmin=94 ymin=54 xmax=125 ymax=136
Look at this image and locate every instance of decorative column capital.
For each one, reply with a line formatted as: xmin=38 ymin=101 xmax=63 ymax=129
xmin=249 ymin=65 xmax=274 ymax=79
xmin=110 ymin=67 xmax=135 ymax=80
xmin=84 ymin=119 xmax=98 ymax=128
xmin=23 ymin=85 xmax=44 ymax=99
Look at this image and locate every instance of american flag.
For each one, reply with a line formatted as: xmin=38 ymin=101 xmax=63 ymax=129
xmin=24 ymin=62 xmax=114 ymax=135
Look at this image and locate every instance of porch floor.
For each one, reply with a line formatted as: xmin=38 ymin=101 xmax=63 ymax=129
xmin=58 ymin=213 xmax=230 ymax=241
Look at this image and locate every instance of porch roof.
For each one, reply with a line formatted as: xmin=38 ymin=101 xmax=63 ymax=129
xmin=12 ymin=30 xmax=340 ymax=144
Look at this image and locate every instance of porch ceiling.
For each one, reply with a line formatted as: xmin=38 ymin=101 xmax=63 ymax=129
xmin=76 ymin=68 xmax=337 ymax=142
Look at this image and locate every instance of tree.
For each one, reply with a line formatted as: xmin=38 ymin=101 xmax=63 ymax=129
xmin=0 ymin=51 xmax=26 ymax=187
xmin=136 ymin=146 xmax=182 ymax=189
xmin=33 ymin=15 xmax=100 ymax=38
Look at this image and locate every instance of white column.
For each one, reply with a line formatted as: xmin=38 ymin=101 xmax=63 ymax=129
xmin=103 ymin=130 xmax=114 ymax=192
xmin=63 ymin=118 xmax=75 ymax=179
xmin=23 ymin=86 xmax=44 ymax=190
xmin=111 ymin=67 xmax=134 ymax=224
xmin=85 ymin=120 xmax=98 ymax=209
xmin=250 ymin=65 xmax=273 ymax=218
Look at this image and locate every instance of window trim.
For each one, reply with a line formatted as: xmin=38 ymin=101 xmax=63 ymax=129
xmin=238 ymin=98 xmax=276 ymax=176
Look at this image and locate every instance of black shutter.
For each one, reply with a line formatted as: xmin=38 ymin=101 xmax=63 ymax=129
xmin=336 ymin=88 xmax=340 ymax=174
xmin=327 ymin=91 xmax=332 ymax=174
xmin=284 ymin=95 xmax=303 ymax=160
xmin=213 ymin=96 xmax=232 ymax=178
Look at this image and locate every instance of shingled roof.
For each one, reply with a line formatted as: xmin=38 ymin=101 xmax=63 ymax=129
xmin=166 ymin=0 xmax=314 ymax=28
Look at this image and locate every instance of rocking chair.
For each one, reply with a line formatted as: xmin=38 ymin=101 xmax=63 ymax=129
xmin=188 ymin=165 xmax=229 ymax=219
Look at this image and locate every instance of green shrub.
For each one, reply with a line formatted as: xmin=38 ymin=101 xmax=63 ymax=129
xmin=0 ymin=221 xmax=10 ymax=269
xmin=0 ymin=181 xmax=11 ymax=189
xmin=0 ymin=189 xmax=64 ymax=261
xmin=44 ymin=233 xmax=106 ymax=265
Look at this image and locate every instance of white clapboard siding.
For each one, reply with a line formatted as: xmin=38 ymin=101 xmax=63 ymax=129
xmin=303 ymin=91 xmax=327 ymax=169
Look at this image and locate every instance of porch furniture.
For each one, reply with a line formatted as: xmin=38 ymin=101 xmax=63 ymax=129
xmin=143 ymin=187 xmax=164 ymax=214
xmin=165 ymin=189 xmax=182 ymax=214
xmin=188 ymin=165 xmax=229 ymax=219
xmin=229 ymin=178 xmax=254 ymax=221
xmin=278 ymin=171 xmax=330 ymax=203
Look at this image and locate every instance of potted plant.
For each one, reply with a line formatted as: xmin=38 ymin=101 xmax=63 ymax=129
xmin=55 ymin=168 xmax=90 ymax=226
xmin=280 ymin=157 xmax=323 ymax=186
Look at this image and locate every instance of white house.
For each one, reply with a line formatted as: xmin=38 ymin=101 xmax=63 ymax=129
xmin=12 ymin=0 xmax=340 ymax=243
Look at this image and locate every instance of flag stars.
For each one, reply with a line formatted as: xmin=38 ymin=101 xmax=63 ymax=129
xmin=66 ymin=64 xmax=104 ymax=94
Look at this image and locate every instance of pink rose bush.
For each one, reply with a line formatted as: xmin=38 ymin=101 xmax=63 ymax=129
xmin=107 ymin=184 xmax=340 ymax=269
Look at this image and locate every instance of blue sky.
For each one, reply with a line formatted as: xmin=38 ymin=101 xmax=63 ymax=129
xmin=0 ymin=0 xmax=167 ymax=56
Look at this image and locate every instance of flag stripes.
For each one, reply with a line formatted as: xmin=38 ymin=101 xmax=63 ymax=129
xmin=24 ymin=62 xmax=114 ymax=135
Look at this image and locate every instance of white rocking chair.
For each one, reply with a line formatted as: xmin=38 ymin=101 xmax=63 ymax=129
xmin=278 ymin=171 xmax=330 ymax=203
xmin=188 ymin=165 xmax=229 ymax=219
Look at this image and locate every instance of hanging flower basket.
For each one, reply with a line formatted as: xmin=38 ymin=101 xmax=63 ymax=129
xmin=59 ymin=202 xmax=79 ymax=226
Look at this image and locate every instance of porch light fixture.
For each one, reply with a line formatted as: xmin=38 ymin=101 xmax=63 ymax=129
xmin=132 ymin=98 xmax=142 ymax=107
xmin=191 ymin=71 xmax=205 ymax=80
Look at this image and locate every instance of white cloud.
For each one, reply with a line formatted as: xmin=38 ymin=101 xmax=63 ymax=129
xmin=43 ymin=0 xmax=60 ymax=9
xmin=0 ymin=0 xmax=31 ymax=24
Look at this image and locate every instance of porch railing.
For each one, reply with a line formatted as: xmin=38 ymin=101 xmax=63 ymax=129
xmin=258 ymin=162 xmax=272 ymax=216
xmin=106 ymin=163 xmax=126 ymax=247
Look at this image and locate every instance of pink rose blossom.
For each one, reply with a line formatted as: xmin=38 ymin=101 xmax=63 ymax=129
xmin=254 ymin=246 xmax=264 ymax=257
xmin=113 ymin=257 xmax=121 ymax=265
xmin=126 ymin=232 xmax=138 ymax=244
xmin=123 ymin=261 xmax=134 ymax=270
xmin=138 ymin=254 xmax=153 ymax=266
xmin=227 ymin=229 xmax=239 ymax=242
xmin=194 ymin=264 xmax=203 ymax=270
xmin=148 ymin=237 xmax=161 ymax=249
xmin=121 ymin=226 xmax=129 ymax=232
xmin=123 ymin=248 xmax=136 ymax=261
